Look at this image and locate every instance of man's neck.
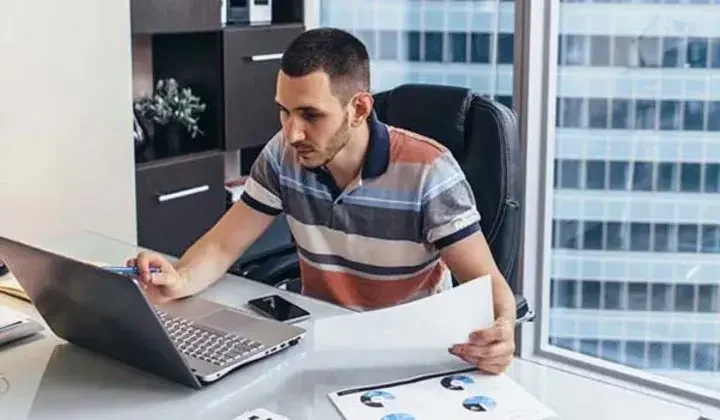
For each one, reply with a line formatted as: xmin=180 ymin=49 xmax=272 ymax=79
xmin=326 ymin=122 xmax=370 ymax=189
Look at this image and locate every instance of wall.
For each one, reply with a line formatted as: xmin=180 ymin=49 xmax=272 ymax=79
xmin=0 ymin=0 xmax=137 ymax=245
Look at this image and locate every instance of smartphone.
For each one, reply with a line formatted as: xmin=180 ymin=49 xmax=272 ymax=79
xmin=247 ymin=294 xmax=310 ymax=323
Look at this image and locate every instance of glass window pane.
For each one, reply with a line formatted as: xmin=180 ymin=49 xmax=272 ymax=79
xmin=497 ymin=33 xmax=514 ymax=64
xmin=632 ymin=162 xmax=654 ymax=191
xmin=449 ymin=32 xmax=467 ymax=63
xmin=558 ymin=220 xmax=580 ymax=249
xmin=560 ymin=160 xmax=581 ymax=188
xmin=470 ymin=33 xmax=491 ymax=63
xmin=704 ymin=164 xmax=720 ymax=192
xmin=635 ymin=100 xmax=657 ymax=129
xmin=672 ymin=343 xmax=691 ymax=370
xmin=603 ymin=282 xmax=624 ymax=310
xmin=651 ymin=284 xmax=671 ymax=311
xmin=424 ymin=32 xmax=443 ymax=62
xmin=653 ymin=224 xmax=677 ymax=252
xmin=609 ymin=161 xmax=630 ymax=190
xmin=698 ymin=285 xmax=718 ymax=313
xmin=563 ymin=98 xmax=586 ymax=128
xmin=590 ymin=35 xmax=611 ymax=66
xmin=582 ymin=281 xmax=601 ymax=309
xmin=686 ymin=37 xmax=708 ymax=68
xmin=682 ymin=100 xmax=705 ymax=131
xmin=585 ymin=161 xmax=606 ymax=189
xmin=630 ymin=223 xmax=651 ymax=251
xmin=659 ymin=100 xmax=681 ymax=131
xmin=709 ymin=102 xmax=720 ymax=131
xmin=628 ymin=283 xmax=649 ymax=311
xmin=655 ymin=162 xmax=678 ymax=192
xmin=554 ymin=279 xmax=578 ymax=308
xmin=662 ymin=37 xmax=685 ymax=68
xmin=606 ymin=222 xmax=628 ymax=251
xmin=561 ymin=35 xmax=588 ymax=65
xmin=678 ymin=224 xmax=699 ymax=253
xmin=588 ymin=98 xmax=609 ymax=128
xmin=583 ymin=221 xmax=604 ymax=250
xmin=378 ymin=30 xmax=398 ymax=60
xmin=711 ymin=38 xmax=720 ymax=68
xmin=407 ymin=31 xmax=421 ymax=61
xmin=549 ymin=1 xmax=720 ymax=392
xmin=680 ymin=163 xmax=701 ymax=192
xmin=675 ymin=285 xmax=695 ymax=312
xmin=637 ymin=37 xmax=661 ymax=67
xmin=611 ymin=99 xmax=631 ymax=129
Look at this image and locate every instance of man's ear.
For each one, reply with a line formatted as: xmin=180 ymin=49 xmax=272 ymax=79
xmin=349 ymin=92 xmax=374 ymax=127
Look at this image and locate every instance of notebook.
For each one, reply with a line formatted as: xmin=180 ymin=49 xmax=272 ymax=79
xmin=0 ymin=271 xmax=29 ymax=302
xmin=0 ymin=305 xmax=44 ymax=347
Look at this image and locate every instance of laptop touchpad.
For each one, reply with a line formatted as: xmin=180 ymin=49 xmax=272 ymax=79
xmin=199 ymin=309 xmax=255 ymax=333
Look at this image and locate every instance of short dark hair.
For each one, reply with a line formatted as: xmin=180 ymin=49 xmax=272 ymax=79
xmin=281 ymin=27 xmax=370 ymax=102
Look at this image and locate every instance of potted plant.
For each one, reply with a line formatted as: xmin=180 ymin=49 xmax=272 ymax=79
xmin=134 ymin=78 xmax=206 ymax=158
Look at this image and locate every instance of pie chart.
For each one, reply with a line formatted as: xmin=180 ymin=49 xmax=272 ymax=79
xmin=462 ymin=395 xmax=498 ymax=412
xmin=360 ymin=390 xmax=395 ymax=408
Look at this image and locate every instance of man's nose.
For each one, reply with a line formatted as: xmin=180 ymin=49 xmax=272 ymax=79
xmin=285 ymin=117 xmax=306 ymax=144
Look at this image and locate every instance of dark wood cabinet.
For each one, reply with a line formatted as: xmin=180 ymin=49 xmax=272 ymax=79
xmin=131 ymin=0 xmax=222 ymax=34
xmin=135 ymin=151 xmax=226 ymax=257
xmin=223 ymin=24 xmax=304 ymax=150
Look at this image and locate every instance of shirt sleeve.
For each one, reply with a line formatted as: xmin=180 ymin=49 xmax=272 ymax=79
xmin=421 ymin=150 xmax=482 ymax=250
xmin=240 ymin=134 xmax=283 ymax=216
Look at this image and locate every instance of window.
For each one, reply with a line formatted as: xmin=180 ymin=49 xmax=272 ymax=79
xmin=544 ymin=2 xmax=720 ymax=399
xmin=585 ymin=161 xmax=606 ymax=189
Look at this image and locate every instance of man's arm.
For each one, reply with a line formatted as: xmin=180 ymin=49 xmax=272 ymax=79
xmin=171 ymin=200 xmax=277 ymax=297
xmin=158 ymin=134 xmax=285 ymax=298
xmin=439 ymin=231 xmax=516 ymax=324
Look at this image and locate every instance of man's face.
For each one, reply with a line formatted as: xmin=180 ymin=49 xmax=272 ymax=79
xmin=275 ymin=70 xmax=351 ymax=168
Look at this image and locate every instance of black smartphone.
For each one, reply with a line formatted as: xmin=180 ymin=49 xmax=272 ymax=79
xmin=247 ymin=294 xmax=310 ymax=323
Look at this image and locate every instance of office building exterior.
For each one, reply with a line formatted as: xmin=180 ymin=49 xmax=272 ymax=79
xmin=320 ymin=0 xmax=720 ymax=389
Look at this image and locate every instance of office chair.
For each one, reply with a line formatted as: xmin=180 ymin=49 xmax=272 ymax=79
xmin=231 ymin=83 xmax=533 ymax=324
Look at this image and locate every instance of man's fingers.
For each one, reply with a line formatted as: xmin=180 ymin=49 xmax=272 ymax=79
xmin=469 ymin=322 xmax=513 ymax=345
xmin=451 ymin=341 xmax=514 ymax=359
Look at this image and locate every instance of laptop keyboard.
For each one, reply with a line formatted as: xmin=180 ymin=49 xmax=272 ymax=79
xmin=157 ymin=311 xmax=265 ymax=367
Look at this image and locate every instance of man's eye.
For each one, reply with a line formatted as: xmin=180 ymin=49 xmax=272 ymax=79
xmin=303 ymin=113 xmax=319 ymax=122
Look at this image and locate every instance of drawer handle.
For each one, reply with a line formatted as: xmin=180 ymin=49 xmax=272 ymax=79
xmin=248 ymin=53 xmax=283 ymax=62
xmin=157 ymin=185 xmax=210 ymax=203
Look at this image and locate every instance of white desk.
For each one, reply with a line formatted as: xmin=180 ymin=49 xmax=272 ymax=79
xmin=0 ymin=231 xmax=702 ymax=420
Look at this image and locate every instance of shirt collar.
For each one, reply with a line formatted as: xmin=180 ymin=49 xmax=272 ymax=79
xmin=361 ymin=110 xmax=390 ymax=179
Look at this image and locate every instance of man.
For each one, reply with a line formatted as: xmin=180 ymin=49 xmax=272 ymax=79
xmin=128 ymin=28 xmax=517 ymax=374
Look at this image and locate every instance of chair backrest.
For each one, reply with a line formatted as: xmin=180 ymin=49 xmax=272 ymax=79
xmin=372 ymin=83 xmax=522 ymax=290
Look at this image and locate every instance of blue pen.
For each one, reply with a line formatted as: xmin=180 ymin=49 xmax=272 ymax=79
xmin=104 ymin=266 xmax=161 ymax=276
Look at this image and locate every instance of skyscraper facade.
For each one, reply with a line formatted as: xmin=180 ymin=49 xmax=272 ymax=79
xmin=319 ymin=0 xmax=719 ymax=390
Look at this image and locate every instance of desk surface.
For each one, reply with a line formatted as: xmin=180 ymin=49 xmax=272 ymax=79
xmin=0 ymin=231 xmax=701 ymax=420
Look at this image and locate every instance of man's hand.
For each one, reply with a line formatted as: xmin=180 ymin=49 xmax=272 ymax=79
xmin=125 ymin=251 xmax=188 ymax=304
xmin=449 ymin=318 xmax=515 ymax=374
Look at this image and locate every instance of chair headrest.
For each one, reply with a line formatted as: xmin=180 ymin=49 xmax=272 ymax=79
xmin=377 ymin=84 xmax=472 ymax=157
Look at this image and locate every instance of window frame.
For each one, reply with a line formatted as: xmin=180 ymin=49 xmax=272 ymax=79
xmin=514 ymin=0 xmax=720 ymax=410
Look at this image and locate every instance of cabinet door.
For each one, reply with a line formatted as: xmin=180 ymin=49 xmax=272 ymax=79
xmin=131 ymin=0 xmax=222 ymax=34
xmin=223 ymin=24 xmax=304 ymax=150
xmin=136 ymin=151 xmax=226 ymax=257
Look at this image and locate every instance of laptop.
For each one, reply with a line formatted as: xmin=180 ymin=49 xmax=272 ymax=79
xmin=0 ymin=235 xmax=306 ymax=389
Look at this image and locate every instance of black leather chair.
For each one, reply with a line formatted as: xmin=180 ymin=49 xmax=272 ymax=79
xmin=231 ymin=83 xmax=533 ymax=323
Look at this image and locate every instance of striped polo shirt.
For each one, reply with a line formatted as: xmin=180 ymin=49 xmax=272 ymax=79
xmin=241 ymin=111 xmax=482 ymax=310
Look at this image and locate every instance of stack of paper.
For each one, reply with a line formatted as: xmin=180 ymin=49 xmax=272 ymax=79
xmin=0 ymin=305 xmax=28 ymax=331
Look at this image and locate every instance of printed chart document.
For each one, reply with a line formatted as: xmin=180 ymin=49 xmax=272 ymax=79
xmin=312 ymin=275 xmax=494 ymax=351
xmin=329 ymin=367 xmax=559 ymax=420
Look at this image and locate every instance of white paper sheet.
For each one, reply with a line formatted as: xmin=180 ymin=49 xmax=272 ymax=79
xmin=311 ymin=275 xmax=494 ymax=351
xmin=0 ymin=305 xmax=27 ymax=331
xmin=328 ymin=368 xmax=559 ymax=420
